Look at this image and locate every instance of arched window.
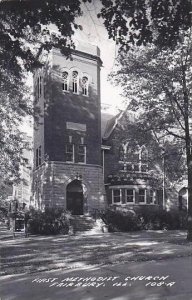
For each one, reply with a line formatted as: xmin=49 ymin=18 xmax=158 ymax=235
xmin=119 ymin=142 xmax=148 ymax=173
xmin=72 ymin=71 xmax=79 ymax=94
xmin=140 ymin=146 xmax=148 ymax=172
xmin=141 ymin=146 xmax=148 ymax=160
xmin=119 ymin=145 xmax=124 ymax=161
xmin=37 ymin=75 xmax=42 ymax=99
xmin=62 ymin=71 xmax=69 ymax=91
xmin=82 ymin=76 xmax=89 ymax=96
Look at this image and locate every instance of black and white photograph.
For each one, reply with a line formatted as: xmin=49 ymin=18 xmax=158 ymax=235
xmin=0 ymin=0 xmax=192 ymax=299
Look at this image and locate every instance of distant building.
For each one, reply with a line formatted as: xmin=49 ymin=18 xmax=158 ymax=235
xmin=12 ymin=135 xmax=32 ymax=209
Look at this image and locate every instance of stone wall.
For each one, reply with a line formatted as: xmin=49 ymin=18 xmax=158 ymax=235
xmin=32 ymin=161 xmax=106 ymax=212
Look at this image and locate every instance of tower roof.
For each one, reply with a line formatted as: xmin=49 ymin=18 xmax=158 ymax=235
xmin=75 ymin=40 xmax=100 ymax=57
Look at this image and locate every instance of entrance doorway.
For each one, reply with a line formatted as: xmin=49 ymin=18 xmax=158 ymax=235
xmin=66 ymin=180 xmax=84 ymax=215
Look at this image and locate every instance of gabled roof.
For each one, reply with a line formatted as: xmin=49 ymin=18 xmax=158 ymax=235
xmin=101 ymin=108 xmax=135 ymax=140
xmin=101 ymin=112 xmax=114 ymax=138
xmin=102 ymin=108 xmax=130 ymax=140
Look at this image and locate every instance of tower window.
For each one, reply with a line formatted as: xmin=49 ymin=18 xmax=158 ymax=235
xmin=82 ymin=76 xmax=88 ymax=96
xmin=35 ymin=146 xmax=42 ymax=168
xmin=62 ymin=71 xmax=69 ymax=91
xmin=77 ymin=145 xmax=86 ymax=164
xmin=37 ymin=75 xmax=42 ymax=99
xmin=66 ymin=144 xmax=74 ymax=162
xmin=72 ymin=71 xmax=79 ymax=94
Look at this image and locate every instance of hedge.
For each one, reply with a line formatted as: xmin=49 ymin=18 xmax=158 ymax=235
xmin=101 ymin=206 xmax=187 ymax=232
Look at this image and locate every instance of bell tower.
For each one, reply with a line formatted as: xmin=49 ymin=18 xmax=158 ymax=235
xmin=32 ymin=42 xmax=105 ymax=213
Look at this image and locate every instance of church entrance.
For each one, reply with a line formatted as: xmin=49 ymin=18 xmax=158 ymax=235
xmin=66 ymin=180 xmax=84 ymax=215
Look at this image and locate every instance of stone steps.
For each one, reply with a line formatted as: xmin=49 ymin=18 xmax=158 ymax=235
xmin=70 ymin=215 xmax=96 ymax=232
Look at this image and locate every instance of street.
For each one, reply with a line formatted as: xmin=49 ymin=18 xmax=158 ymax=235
xmin=1 ymin=230 xmax=192 ymax=299
xmin=0 ymin=256 xmax=192 ymax=300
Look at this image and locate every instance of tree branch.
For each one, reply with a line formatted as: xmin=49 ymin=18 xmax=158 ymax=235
xmin=164 ymin=128 xmax=185 ymax=140
xmin=163 ymin=85 xmax=185 ymax=119
xmin=167 ymin=86 xmax=186 ymax=132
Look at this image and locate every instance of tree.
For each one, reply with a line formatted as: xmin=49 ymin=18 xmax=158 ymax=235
xmin=109 ymin=30 xmax=192 ymax=239
xmin=0 ymin=0 xmax=87 ymax=193
xmin=98 ymin=0 xmax=192 ymax=49
xmin=0 ymin=0 xmax=84 ymax=74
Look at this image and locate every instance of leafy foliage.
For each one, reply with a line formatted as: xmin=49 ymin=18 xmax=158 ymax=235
xmin=102 ymin=207 xmax=141 ymax=232
xmin=102 ymin=206 xmax=187 ymax=231
xmin=110 ymin=31 xmax=192 ymax=172
xmin=0 ymin=1 xmax=85 ymax=74
xmin=27 ymin=207 xmax=71 ymax=235
xmin=111 ymin=33 xmax=192 ymax=137
xmin=0 ymin=1 xmax=86 ymax=191
xmin=98 ymin=0 xmax=192 ymax=49
xmin=110 ymin=29 xmax=192 ymax=238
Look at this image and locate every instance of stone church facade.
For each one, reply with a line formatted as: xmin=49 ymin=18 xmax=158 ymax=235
xmin=101 ymin=111 xmax=164 ymax=211
xmin=32 ymin=43 xmax=106 ymax=214
xmin=101 ymin=110 xmax=181 ymax=211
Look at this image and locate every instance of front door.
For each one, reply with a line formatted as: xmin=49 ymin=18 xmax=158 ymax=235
xmin=66 ymin=180 xmax=84 ymax=215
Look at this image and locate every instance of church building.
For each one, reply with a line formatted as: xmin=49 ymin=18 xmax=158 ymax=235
xmin=32 ymin=42 xmax=181 ymax=216
xmin=32 ymin=43 xmax=105 ymax=214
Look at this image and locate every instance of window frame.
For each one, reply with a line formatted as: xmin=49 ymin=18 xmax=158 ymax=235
xmin=138 ymin=189 xmax=147 ymax=204
xmin=112 ymin=189 xmax=122 ymax=204
xmin=139 ymin=146 xmax=148 ymax=172
xmin=77 ymin=144 xmax=86 ymax=164
xmin=37 ymin=75 xmax=42 ymax=99
xmin=82 ymin=76 xmax=89 ymax=96
xmin=39 ymin=75 xmax=42 ymax=97
xmin=125 ymin=189 xmax=135 ymax=203
xmin=35 ymin=146 xmax=42 ymax=168
xmin=62 ymin=71 xmax=69 ymax=92
xmin=119 ymin=143 xmax=149 ymax=173
xmin=72 ymin=70 xmax=79 ymax=94
xmin=65 ymin=144 xmax=74 ymax=163
xmin=149 ymin=190 xmax=156 ymax=204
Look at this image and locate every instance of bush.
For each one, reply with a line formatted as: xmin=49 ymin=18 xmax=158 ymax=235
xmin=139 ymin=209 xmax=187 ymax=230
xmin=101 ymin=207 xmax=142 ymax=232
xmin=101 ymin=206 xmax=188 ymax=232
xmin=27 ymin=207 xmax=70 ymax=235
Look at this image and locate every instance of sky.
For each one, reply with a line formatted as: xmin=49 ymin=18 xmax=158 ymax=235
xmin=74 ymin=0 xmax=124 ymax=113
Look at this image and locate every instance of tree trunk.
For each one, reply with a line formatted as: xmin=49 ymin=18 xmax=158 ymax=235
xmin=181 ymin=62 xmax=192 ymax=240
xmin=187 ymin=156 xmax=192 ymax=240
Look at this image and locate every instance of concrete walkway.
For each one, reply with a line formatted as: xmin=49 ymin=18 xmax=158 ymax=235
xmin=1 ymin=229 xmax=192 ymax=276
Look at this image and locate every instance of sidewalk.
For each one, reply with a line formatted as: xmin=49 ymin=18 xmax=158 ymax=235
xmin=1 ymin=229 xmax=192 ymax=277
xmin=1 ymin=254 xmax=192 ymax=300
